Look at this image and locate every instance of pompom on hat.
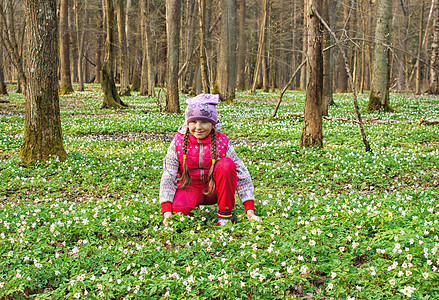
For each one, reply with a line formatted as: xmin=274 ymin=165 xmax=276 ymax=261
xmin=185 ymin=94 xmax=219 ymax=125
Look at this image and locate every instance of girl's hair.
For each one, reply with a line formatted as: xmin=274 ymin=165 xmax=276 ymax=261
xmin=180 ymin=128 xmax=192 ymax=189
xmin=204 ymin=129 xmax=217 ymax=196
xmin=180 ymin=127 xmax=217 ymax=196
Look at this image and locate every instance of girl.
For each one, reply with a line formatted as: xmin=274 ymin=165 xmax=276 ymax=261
xmin=159 ymin=94 xmax=262 ymax=226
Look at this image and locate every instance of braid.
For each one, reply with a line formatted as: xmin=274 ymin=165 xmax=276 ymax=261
xmin=180 ymin=128 xmax=192 ymax=189
xmin=204 ymin=129 xmax=217 ymax=196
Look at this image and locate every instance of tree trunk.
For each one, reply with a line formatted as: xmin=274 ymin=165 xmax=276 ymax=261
xmin=101 ymin=0 xmax=128 ymax=109
xmin=300 ymin=0 xmax=308 ymax=91
xmin=76 ymin=0 xmax=88 ymax=92
xmin=367 ymin=0 xmax=393 ymax=111
xmin=428 ymin=0 xmax=439 ymax=94
xmin=216 ymin=0 xmax=237 ymax=102
xmin=116 ymin=0 xmax=131 ymax=96
xmin=397 ymin=0 xmax=409 ymax=91
xmin=322 ymin=0 xmax=332 ymax=116
xmin=251 ymin=0 xmax=269 ymax=94
xmin=165 ymin=0 xmax=181 ymax=112
xmin=182 ymin=0 xmax=196 ymax=93
xmin=198 ymin=0 xmax=210 ymax=93
xmin=0 ymin=42 xmax=7 ymax=95
xmin=336 ymin=1 xmax=349 ymax=92
xmin=300 ymin=0 xmax=323 ymax=148
xmin=21 ymin=0 xmax=67 ymax=165
xmin=236 ymin=0 xmax=246 ymax=90
xmin=59 ymin=0 xmax=74 ymax=94
xmin=416 ymin=4 xmax=424 ymax=93
xmin=131 ymin=10 xmax=142 ymax=92
xmin=94 ymin=2 xmax=104 ymax=84
xmin=69 ymin=2 xmax=78 ymax=84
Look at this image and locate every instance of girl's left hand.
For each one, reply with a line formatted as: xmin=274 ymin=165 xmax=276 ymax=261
xmin=247 ymin=210 xmax=262 ymax=222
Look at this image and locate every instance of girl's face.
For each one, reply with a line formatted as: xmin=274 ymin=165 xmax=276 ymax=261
xmin=188 ymin=120 xmax=214 ymax=139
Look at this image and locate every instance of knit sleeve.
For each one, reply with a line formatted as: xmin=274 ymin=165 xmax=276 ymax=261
xmin=159 ymin=139 xmax=180 ymax=205
xmin=225 ymin=144 xmax=255 ymax=203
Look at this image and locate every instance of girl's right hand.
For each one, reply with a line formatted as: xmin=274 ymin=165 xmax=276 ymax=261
xmin=163 ymin=212 xmax=172 ymax=227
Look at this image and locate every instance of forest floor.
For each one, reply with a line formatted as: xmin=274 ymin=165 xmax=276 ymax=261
xmin=0 ymin=85 xmax=439 ymax=299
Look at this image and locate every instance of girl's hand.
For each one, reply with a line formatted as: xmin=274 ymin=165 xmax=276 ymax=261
xmin=163 ymin=212 xmax=172 ymax=227
xmin=247 ymin=210 xmax=262 ymax=222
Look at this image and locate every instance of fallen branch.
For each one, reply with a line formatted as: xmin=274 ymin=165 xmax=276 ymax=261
xmin=272 ymin=59 xmax=307 ymax=118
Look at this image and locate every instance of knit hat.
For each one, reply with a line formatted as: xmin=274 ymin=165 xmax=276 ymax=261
xmin=185 ymin=94 xmax=219 ymax=125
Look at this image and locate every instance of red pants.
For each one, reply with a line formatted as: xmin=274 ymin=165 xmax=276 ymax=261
xmin=173 ymin=157 xmax=237 ymax=219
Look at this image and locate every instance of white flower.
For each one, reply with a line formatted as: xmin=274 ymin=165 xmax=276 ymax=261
xmin=327 ymin=283 xmax=334 ymax=290
xmin=73 ymin=293 xmax=81 ymax=299
xmin=399 ymin=286 xmax=416 ymax=297
xmin=331 ymin=272 xmax=337 ymax=279
xmin=422 ymin=272 xmax=429 ymax=279
xmin=309 ymin=240 xmax=316 ymax=246
xmin=389 ymin=279 xmax=396 ymax=286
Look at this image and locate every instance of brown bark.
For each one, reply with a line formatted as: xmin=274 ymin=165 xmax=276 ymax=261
xmin=416 ymin=0 xmax=425 ymax=94
xmin=300 ymin=0 xmax=323 ymax=148
xmin=322 ymin=0 xmax=332 ymax=116
xmin=428 ymin=0 xmax=439 ymax=94
xmin=236 ymin=0 xmax=246 ymax=90
xmin=21 ymin=0 xmax=67 ymax=165
xmin=0 ymin=42 xmax=7 ymax=95
xmin=182 ymin=0 xmax=196 ymax=93
xmin=94 ymin=2 xmax=104 ymax=84
xmin=101 ymin=0 xmax=128 ymax=109
xmin=76 ymin=0 xmax=88 ymax=92
xmin=69 ymin=1 xmax=78 ymax=84
xmin=336 ymin=0 xmax=349 ymax=92
xmin=165 ymin=0 xmax=181 ymax=113
xmin=198 ymin=0 xmax=210 ymax=93
xmin=59 ymin=0 xmax=73 ymax=94
xmin=299 ymin=0 xmax=308 ymax=91
xmin=251 ymin=0 xmax=269 ymax=94
xmin=216 ymin=0 xmax=237 ymax=102
xmin=367 ymin=0 xmax=393 ymax=111
xmin=130 ymin=20 xmax=141 ymax=91
xmin=116 ymin=0 xmax=131 ymax=96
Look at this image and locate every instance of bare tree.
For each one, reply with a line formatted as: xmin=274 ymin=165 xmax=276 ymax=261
xmin=60 ymin=0 xmax=74 ymax=94
xmin=76 ymin=0 xmax=89 ymax=91
xmin=0 ymin=0 xmax=26 ymax=92
xmin=165 ymin=0 xmax=181 ymax=112
xmin=251 ymin=0 xmax=268 ymax=94
xmin=20 ymin=0 xmax=67 ymax=165
xmin=198 ymin=0 xmax=210 ymax=93
xmin=216 ymin=0 xmax=237 ymax=102
xmin=101 ymin=0 xmax=128 ymax=108
xmin=116 ymin=0 xmax=131 ymax=96
xmin=367 ymin=0 xmax=393 ymax=111
xmin=0 ymin=42 xmax=7 ymax=95
xmin=428 ymin=0 xmax=439 ymax=94
xmin=301 ymin=0 xmax=323 ymax=148
xmin=236 ymin=0 xmax=246 ymax=90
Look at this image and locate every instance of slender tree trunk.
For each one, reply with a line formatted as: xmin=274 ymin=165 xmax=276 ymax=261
xmin=69 ymin=2 xmax=78 ymax=84
xmin=145 ymin=1 xmax=155 ymax=97
xmin=322 ymin=0 xmax=331 ymax=116
xmin=428 ymin=0 xmax=439 ymax=94
xmin=337 ymin=1 xmax=349 ymax=92
xmin=116 ymin=0 xmax=131 ymax=95
xmin=101 ymin=0 xmax=128 ymax=109
xmin=397 ymin=0 xmax=409 ymax=91
xmin=182 ymin=0 xmax=196 ymax=93
xmin=165 ymin=0 xmax=181 ymax=112
xmin=251 ymin=0 xmax=268 ymax=94
xmin=301 ymin=0 xmax=323 ymax=148
xmin=131 ymin=36 xmax=141 ymax=91
xmin=76 ymin=0 xmax=88 ymax=91
xmin=300 ymin=0 xmax=308 ymax=91
xmin=0 ymin=42 xmax=7 ymax=95
xmin=94 ymin=2 xmax=103 ymax=84
xmin=198 ymin=0 xmax=210 ymax=93
xmin=21 ymin=0 xmax=67 ymax=165
xmin=60 ymin=0 xmax=74 ymax=94
xmin=236 ymin=0 xmax=246 ymax=90
xmin=367 ymin=0 xmax=393 ymax=111
xmin=140 ymin=0 xmax=148 ymax=95
xmin=216 ymin=0 xmax=237 ymax=102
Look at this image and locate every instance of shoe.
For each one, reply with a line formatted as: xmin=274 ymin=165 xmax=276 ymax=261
xmin=217 ymin=218 xmax=231 ymax=226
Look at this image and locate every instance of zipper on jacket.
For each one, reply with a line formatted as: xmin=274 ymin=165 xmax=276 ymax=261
xmin=198 ymin=139 xmax=204 ymax=180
